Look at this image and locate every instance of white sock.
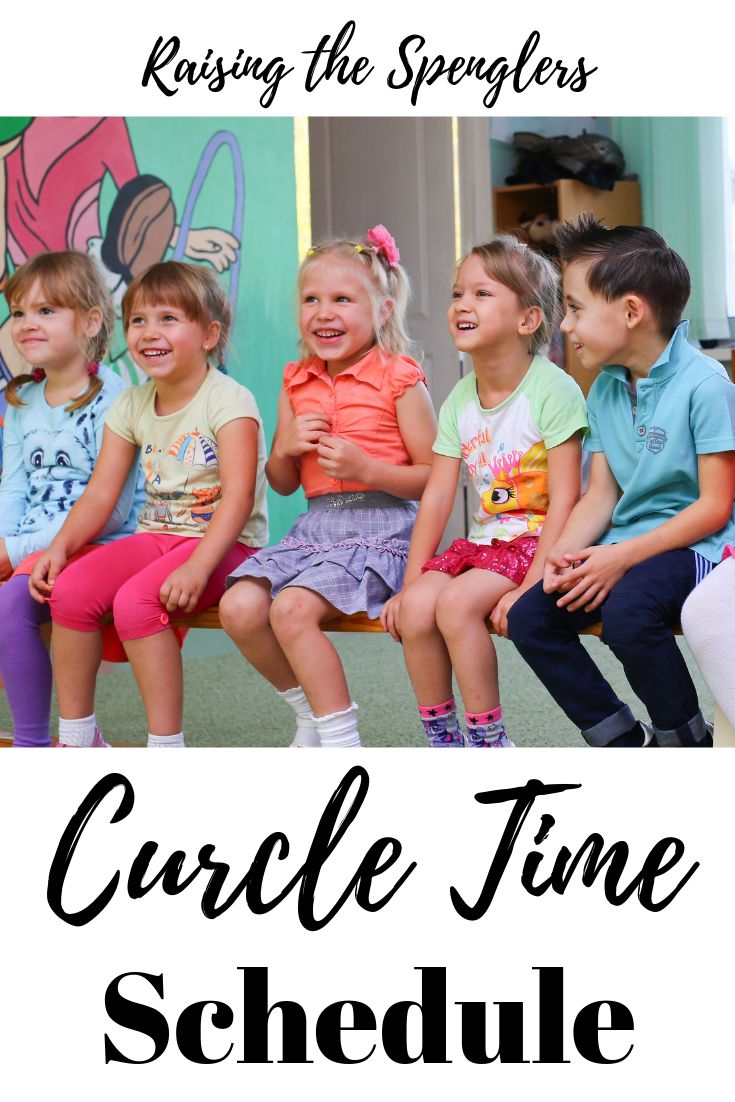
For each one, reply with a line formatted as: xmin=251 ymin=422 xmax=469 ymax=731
xmin=278 ymin=685 xmax=320 ymax=748
xmin=315 ymin=702 xmax=361 ymax=748
xmin=59 ymin=714 xmax=97 ymax=747
xmin=147 ymin=732 xmax=185 ymax=747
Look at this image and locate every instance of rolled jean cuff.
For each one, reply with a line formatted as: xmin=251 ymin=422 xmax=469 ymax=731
xmin=654 ymin=711 xmax=709 ymax=748
xmin=582 ymin=703 xmax=636 ymax=747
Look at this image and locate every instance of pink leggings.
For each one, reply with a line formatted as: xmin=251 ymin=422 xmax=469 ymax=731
xmin=50 ymin=532 xmax=255 ymax=641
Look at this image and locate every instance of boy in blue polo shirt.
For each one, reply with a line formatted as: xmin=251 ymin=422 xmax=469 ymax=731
xmin=507 ymin=215 xmax=735 ymax=747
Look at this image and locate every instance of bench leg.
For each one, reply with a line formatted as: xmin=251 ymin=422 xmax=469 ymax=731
xmin=714 ymin=704 xmax=735 ymax=748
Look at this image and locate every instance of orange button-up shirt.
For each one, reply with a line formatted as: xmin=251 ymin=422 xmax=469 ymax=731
xmin=283 ymin=347 xmax=427 ymax=498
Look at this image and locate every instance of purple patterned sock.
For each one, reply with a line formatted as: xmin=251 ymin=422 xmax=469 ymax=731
xmin=418 ymin=697 xmax=464 ymax=747
xmin=0 ymin=575 xmax=53 ymax=747
xmin=465 ymin=706 xmax=513 ymax=747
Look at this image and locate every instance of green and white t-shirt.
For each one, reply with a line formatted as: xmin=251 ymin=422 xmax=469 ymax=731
xmin=105 ymin=367 xmax=269 ymax=547
xmin=433 ymin=356 xmax=587 ymax=544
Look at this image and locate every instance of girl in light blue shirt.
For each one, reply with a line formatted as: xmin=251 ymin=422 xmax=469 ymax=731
xmin=0 ymin=251 xmax=142 ymax=747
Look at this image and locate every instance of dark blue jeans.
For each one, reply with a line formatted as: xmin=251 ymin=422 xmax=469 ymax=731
xmin=507 ymin=549 xmax=708 ymax=746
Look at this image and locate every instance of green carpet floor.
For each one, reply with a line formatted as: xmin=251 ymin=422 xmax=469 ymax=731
xmin=0 ymin=630 xmax=713 ymax=747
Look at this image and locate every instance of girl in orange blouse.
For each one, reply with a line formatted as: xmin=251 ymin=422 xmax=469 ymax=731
xmin=220 ymin=227 xmax=437 ymax=747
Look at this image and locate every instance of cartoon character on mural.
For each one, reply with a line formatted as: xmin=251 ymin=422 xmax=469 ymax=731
xmin=0 ymin=116 xmax=245 ymax=421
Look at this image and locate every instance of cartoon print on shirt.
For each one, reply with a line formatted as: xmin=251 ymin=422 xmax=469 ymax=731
xmin=139 ymin=428 xmax=222 ymax=530
xmin=16 ymin=394 xmax=107 ymax=531
xmin=480 ymin=441 xmax=549 ymax=522
xmin=19 ymin=426 xmax=95 ymax=528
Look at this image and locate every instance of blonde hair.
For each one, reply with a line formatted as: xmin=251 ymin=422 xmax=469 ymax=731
xmin=461 ymin=235 xmax=561 ymax=355
xmin=4 ymin=251 xmax=115 ymax=412
xmin=298 ymin=235 xmax=416 ymax=359
xmin=122 ymin=261 xmax=232 ymax=364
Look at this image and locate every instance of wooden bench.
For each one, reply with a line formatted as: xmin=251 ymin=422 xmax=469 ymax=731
xmin=174 ymin=607 xmax=386 ymax=632
xmin=174 ymin=606 xmax=613 ymax=637
xmin=182 ymin=610 xmax=732 ymax=743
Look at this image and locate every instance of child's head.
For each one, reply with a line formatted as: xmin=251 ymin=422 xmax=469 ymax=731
xmin=452 ymin=236 xmax=561 ymax=357
xmin=122 ymin=261 xmax=232 ymax=367
xmin=297 ymin=226 xmax=414 ymax=365
xmin=556 ymin=214 xmax=690 ymax=369
xmin=4 ymin=250 xmax=115 ymax=410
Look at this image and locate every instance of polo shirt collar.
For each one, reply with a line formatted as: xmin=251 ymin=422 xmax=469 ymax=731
xmin=600 ymin=320 xmax=689 ymax=385
xmin=289 ymin=346 xmax=389 ymax=389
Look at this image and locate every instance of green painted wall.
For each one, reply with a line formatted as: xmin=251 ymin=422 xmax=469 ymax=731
xmin=1 ymin=116 xmax=303 ymax=540
xmin=612 ymin=118 xmax=729 ymax=341
xmin=105 ymin=117 xmax=304 ymax=540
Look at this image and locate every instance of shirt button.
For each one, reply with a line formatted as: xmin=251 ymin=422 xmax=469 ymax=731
xmin=637 ymin=426 xmax=646 ymax=437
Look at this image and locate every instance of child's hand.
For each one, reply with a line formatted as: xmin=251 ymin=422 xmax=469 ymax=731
xmin=317 ymin=435 xmax=370 ymax=482
xmin=278 ymin=414 xmax=332 ymax=458
xmin=159 ymin=562 xmax=210 ymax=614
xmin=543 ymin=550 xmax=576 ymax=594
xmin=555 ymin=544 xmax=631 ymax=612
xmin=380 ymin=593 xmax=403 ymax=642
xmin=490 ymin=588 xmax=524 ymax=638
xmin=0 ymin=539 xmax=12 ymax=583
xmin=29 ymin=549 xmax=68 ymax=602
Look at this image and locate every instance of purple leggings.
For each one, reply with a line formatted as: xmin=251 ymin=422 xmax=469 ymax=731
xmin=0 ymin=575 xmax=52 ymax=747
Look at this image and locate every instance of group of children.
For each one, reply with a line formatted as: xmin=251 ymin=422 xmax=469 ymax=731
xmin=0 ymin=213 xmax=733 ymax=749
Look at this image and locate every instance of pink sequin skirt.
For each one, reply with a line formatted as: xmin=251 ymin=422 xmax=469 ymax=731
xmin=422 ymin=535 xmax=539 ymax=586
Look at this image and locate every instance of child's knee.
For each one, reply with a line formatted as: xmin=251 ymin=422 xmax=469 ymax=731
xmin=219 ymin=581 xmax=270 ymax=637
xmin=435 ymin=585 xmax=470 ymax=637
xmin=600 ymin=592 xmax=658 ymax=648
xmin=399 ymin=581 xmax=440 ymax=640
xmin=269 ymin=587 xmax=321 ymax=641
xmin=506 ymin=582 xmax=546 ymax=643
xmin=680 ymin=582 xmax=711 ymax=649
xmin=111 ymin=580 xmax=163 ymax=640
xmin=50 ymin=568 xmax=98 ymax=630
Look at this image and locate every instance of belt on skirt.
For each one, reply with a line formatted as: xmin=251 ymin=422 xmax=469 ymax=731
xmin=307 ymin=491 xmax=414 ymax=511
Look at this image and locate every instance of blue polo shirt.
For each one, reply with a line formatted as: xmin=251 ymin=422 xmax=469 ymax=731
xmin=584 ymin=321 xmax=735 ymax=562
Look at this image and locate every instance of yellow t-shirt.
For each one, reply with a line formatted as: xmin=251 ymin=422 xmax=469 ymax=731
xmin=105 ymin=368 xmax=268 ymax=547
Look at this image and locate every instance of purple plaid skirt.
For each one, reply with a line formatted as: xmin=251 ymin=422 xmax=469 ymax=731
xmin=228 ymin=494 xmax=418 ymax=618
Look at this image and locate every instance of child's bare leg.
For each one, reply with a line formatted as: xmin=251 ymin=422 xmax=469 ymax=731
xmin=52 ymin=625 xmax=103 ymax=718
xmin=219 ymin=578 xmax=298 ymax=691
xmin=270 ymin=587 xmax=360 ymax=747
xmin=269 ymin=587 xmax=350 ymax=715
xmin=123 ymin=630 xmax=184 ymax=736
xmin=399 ymin=571 xmax=454 ymax=704
xmin=436 ymin=569 xmax=516 ymax=713
xmin=221 ymin=579 xmax=324 ymax=746
xmin=399 ymin=571 xmax=464 ymax=746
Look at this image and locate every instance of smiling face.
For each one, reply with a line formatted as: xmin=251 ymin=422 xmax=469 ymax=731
xmin=299 ymin=257 xmax=378 ymax=373
xmin=126 ymin=300 xmax=220 ymax=383
xmin=448 ymin=254 xmax=529 ymax=356
xmin=560 ymin=260 xmax=631 ymax=370
xmin=9 ymin=278 xmax=98 ymax=371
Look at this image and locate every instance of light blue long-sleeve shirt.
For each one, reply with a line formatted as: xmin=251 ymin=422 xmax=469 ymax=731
xmin=0 ymin=366 xmax=144 ymax=568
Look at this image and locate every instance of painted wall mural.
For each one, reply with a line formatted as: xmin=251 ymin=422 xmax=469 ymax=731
xmin=0 ymin=116 xmax=301 ymax=538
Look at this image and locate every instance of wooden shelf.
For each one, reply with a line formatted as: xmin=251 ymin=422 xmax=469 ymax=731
xmin=493 ymin=178 xmax=643 ymax=394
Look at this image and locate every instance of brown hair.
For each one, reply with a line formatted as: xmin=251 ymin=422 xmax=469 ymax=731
xmin=298 ymin=236 xmax=416 ymax=359
xmin=122 ymin=261 xmax=232 ymax=363
xmin=4 ymin=251 xmax=115 ymax=411
xmin=460 ymin=236 xmax=561 ymax=355
xmin=555 ymin=213 xmax=690 ymax=336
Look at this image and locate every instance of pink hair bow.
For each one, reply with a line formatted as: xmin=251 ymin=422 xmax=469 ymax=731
xmin=366 ymin=224 xmax=400 ymax=269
